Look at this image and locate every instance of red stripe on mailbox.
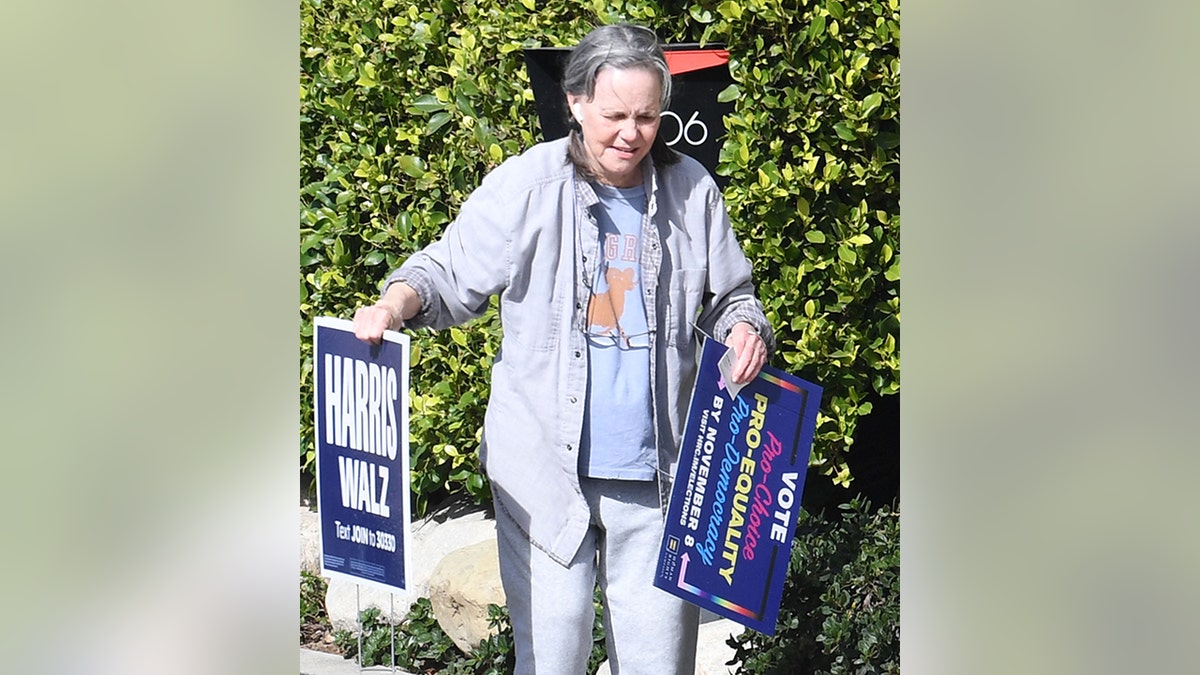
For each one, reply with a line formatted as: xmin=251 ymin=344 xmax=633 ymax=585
xmin=664 ymin=49 xmax=731 ymax=76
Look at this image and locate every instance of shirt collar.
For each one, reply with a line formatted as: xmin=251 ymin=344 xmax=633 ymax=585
xmin=573 ymin=156 xmax=659 ymax=218
xmin=574 ymin=168 xmax=600 ymax=210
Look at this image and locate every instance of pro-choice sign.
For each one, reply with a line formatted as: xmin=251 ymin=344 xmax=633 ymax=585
xmin=654 ymin=338 xmax=822 ymax=634
xmin=313 ymin=317 xmax=412 ymax=593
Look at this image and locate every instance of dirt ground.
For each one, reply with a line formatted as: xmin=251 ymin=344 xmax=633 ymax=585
xmin=301 ymin=617 xmax=343 ymax=655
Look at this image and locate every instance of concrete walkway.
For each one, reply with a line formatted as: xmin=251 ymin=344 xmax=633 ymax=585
xmin=301 ymin=647 xmax=413 ymax=675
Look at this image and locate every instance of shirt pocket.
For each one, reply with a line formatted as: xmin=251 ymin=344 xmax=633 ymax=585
xmin=666 ymin=268 xmax=706 ymax=347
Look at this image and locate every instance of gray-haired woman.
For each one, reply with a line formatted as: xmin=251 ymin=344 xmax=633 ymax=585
xmin=354 ymin=23 xmax=774 ymax=674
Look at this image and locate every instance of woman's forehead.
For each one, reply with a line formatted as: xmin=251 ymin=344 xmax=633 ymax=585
xmin=589 ymin=67 xmax=662 ymax=106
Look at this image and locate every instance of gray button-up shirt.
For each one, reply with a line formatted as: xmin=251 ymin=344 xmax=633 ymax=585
xmin=385 ymin=137 xmax=774 ymax=565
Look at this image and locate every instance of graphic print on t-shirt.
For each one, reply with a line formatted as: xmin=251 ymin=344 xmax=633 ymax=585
xmin=587 ymin=264 xmax=636 ymax=343
xmin=586 ymin=231 xmax=647 ymax=347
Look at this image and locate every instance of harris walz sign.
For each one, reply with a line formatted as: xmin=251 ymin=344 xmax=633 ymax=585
xmin=313 ymin=317 xmax=412 ymax=593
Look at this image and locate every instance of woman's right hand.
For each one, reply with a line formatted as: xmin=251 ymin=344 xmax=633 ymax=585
xmin=352 ymin=304 xmax=400 ymax=344
xmin=353 ymin=281 xmax=420 ymax=344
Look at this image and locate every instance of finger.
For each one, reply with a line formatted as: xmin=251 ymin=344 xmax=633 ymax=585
xmin=741 ymin=352 xmax=765 ymax=382
xmin=729 ymin=345 xmax=748 ymax=384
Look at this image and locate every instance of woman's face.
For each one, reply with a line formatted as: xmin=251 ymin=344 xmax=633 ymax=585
xmin=567 ymin=66 xmax=662 ymax=188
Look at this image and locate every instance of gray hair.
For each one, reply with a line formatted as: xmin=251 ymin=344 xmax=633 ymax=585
xmin=562 ymin=24 xmax=679 ymax=172
xmin=562 ymin=24 xmax=673 ymax=110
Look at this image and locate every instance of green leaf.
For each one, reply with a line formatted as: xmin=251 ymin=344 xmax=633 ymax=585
xmin=827 ymin=0 xmax=845 ymax=19
xmin=837 ymin=245 xmax=857 ymax=264
xmin=450 ymin=327 xmax=468 ymax=347
xmin=804 ymin=299 xmax=816 ymax=317
xmin=689 ymin=5 xmax=715 ymax=23
xmin=363 ymin=250 xmax=385 ymax=265
xmin=411 ymin=94 xmax=445 ymax=113
xmin=397 ymin=155 xmax=426 ymax=178
xmin=823 ymin=160 xmax=843 ymax=181
xmin=455 ymin=93 xmax=478 ymax=119
xmin=808 ymin=13 xmax=827 ymax=40
xmin=717 ymin=0 xmax=743 ymax=20
xmin=884 ymin=261 xmax=900 ymax=281
xmin=833 ymin=122 xmax=857 ymax=141
xmin=425 ymin=111 xmax=453 ymax=135
xmin=861 ymin=92 xmax=883 ymax=117
xmin=847 ymin=234 xmax=873 ymax=246
xmin=716 ymin=83 xmax=741 ymax=103
xmin=456 ymin=78 xmax=481 ymax=97
xmin=300 ymin=232 xmax=325 ymax=254
xmin=468 ymin=473 xmax=485 ymax=492
xmin=805 ymin=230 xmax=826 ymax=244
xmin=394 ymin=211 xmax=411 ymax=236
xmin=356 ymin=63 xmax=377 ymax=88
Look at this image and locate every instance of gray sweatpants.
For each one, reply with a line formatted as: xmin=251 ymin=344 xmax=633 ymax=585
xmin=496 ymin=477 xmax=701 ymax=674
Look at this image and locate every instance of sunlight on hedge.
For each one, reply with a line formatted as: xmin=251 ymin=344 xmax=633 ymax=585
xmin=300 ymin=0 xmax=899 ymax=515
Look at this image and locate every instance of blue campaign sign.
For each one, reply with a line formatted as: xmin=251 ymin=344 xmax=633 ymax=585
xmin=654 ymin=338 xmax=822 ymax=634
xmin=313 ymin=317 xmax=411 ymax=593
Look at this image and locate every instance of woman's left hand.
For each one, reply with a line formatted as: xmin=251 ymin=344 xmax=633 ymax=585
xmin=725 ymin=322 xmax=767 ymax=384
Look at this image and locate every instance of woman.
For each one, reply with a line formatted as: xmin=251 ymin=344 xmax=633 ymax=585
xmin=353 ymin=23 xmax=774 ymax=674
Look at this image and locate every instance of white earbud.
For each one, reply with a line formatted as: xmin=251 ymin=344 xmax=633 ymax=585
xmin=572 ymin=103 xmax=583 ymax=123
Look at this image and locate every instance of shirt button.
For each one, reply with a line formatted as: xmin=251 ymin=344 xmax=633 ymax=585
xmin=567 ymin=444 xmax=574 ymax=452
xmin=574 ymin=350 xmax=581 ymax=358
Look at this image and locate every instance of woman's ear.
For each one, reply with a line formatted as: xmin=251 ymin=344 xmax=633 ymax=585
xmin=566 ymin=96 xmax=583 ymax=123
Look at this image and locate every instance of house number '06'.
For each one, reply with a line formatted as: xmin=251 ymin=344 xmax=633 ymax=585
xmin=659 ymin=110 xmax=709 ymax=146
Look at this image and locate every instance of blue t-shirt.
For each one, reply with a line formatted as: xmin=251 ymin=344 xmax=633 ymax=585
xmin=578 ymin=182 xmax=656 ymax=480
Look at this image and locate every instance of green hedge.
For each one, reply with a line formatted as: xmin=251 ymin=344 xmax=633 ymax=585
xmin=300 ymin=0 xmax=899 ymax=514
xmin=728 ymin=498 xmax=900 ymax=674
